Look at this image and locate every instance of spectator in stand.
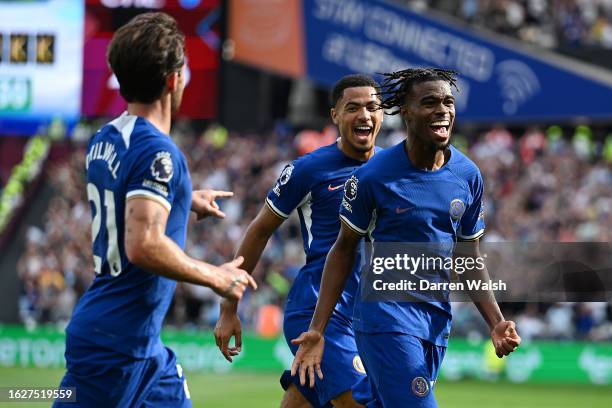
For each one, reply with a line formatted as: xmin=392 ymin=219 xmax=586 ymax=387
xmin=411 ymin=0 xmax=612 ymax=49
xmin=516 ymin=304 xmax=547 ymax=341
xmin=546 ymin=302 xmax=575 ymax=339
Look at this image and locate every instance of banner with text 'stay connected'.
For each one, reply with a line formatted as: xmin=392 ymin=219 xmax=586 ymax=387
xmin=229 ymin=0 xmax=612 ymax=122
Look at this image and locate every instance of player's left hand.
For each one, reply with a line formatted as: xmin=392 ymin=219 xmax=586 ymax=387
xmin=214 ymin=300 xmax=242 ymax=363
xmin=491 ymin=320 xmax=521 ymax=358
xmin=290 ymin=330 xmax=325 ymax=388
xmin=191 ymin=189 xmax=233 ymax=220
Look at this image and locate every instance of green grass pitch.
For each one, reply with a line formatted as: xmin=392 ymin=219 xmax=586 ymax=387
xmin=1 ymin=367 xmax=611 ymax=407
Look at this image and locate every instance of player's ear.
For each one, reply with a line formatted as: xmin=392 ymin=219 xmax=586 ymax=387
xmin=400 ymin=105 xmax=411 ymax=128
xmin=166 ymin=71 xmax=179 ymax=92
xmin=330 ymin=107 xmax=339 ymax=125
xmin=400 ymin=104 xmax=413 ymax=122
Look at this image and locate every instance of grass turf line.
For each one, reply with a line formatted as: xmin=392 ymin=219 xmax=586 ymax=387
xmin=1 ymin=367 xmax=612 ymax=407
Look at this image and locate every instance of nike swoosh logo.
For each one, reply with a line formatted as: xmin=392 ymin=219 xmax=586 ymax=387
xmin=396 ymin=207 xmax=414 ymax=214
xmin=328 ymin=184 xmax=344 ymax=191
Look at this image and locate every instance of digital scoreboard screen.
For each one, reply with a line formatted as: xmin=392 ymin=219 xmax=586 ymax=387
xmin=0 ymin=0 xmax=84 ymax=135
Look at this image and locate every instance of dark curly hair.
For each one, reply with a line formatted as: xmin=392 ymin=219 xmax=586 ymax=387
xmin=107 ymin=12 xmax=185 ymax=104
xmin=379 ymin=68 xmax=459 ymax=115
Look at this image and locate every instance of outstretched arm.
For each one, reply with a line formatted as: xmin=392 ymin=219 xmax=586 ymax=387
xmin=214 ymin=203 xmax=284 ymax=361
xmin=234 ymin=203 xmax=285 ymax=275
xmin=124 ymin=196 xmax=257 ymax=299
xmin=456 ymin=239 xmax=521 ymax=357
xmin=291 ymin=221 xmax=362 ymax=387
xmin=191 ymin=189 xmax=233 ymax=219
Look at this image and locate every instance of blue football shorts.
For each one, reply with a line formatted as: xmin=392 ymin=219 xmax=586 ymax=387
xmin=53 ymin=334 xmax=191 ymax=407
xmin=280 ymin=310 xmax=373 ymax=407
xmin=355 ymin=331 xmax=446 ymax=408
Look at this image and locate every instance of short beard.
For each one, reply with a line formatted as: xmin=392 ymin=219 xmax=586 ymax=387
xmin=431 ymin=137 xmax=450 ymax=151
xmin=408 ymin=126 xmax=451 ymax=153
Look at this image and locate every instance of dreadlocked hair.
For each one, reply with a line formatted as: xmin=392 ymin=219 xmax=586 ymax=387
xmin=378 ymin=68 xmax=459 ymax=115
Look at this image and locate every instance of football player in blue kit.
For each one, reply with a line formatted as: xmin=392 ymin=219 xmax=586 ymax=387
xmin=54 ymin=13 xmax=256 ymax=407
xmin=291 ymin=68 xmax=522 ymax=407
xmin=214 ymin=75 xmax=383 ymax=408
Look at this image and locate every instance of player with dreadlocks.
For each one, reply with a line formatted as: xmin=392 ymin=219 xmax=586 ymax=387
xmin=290 ymin=67 xmax=522 ymax=407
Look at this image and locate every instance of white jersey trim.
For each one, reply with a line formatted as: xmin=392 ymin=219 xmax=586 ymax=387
xmin=126 ymin=189 xmax=171 ymax=212
xmin=265 ymin=197 xmax=289 ymax=219
xmin=366 ymin=209 xmax=377 ymax=242
xmin=339 ymin=214 xmax=367 ymax=235
xmin=299 ymin=192 xmax=314 ymax=248
xmin=109 ymin=111 xmax=138 ymax=149
xmin=458 ymin=228 xmax=485 ymax=241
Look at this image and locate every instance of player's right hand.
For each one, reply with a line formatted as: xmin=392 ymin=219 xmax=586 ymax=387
xmin=290 ymin=330 xmax=325 ymax=388
xmin=491 ymin=320 xmax=521 ymax=358
xmin=214 ymin=300 xmax=242 ymax=362
xmin=214 ymin=256 xmax=257 ymax=301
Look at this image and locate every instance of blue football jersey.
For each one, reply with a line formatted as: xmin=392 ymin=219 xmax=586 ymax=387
xmin=339 ymin=141 xmax=485 ymax=346
xmin=66 ymin=112 xmax=192 ymax=358
xmin=266 ymin=142 xmax=378 ymax=323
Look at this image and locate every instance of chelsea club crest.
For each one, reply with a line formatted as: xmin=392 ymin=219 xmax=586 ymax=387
xmin=411 ymin=376 xmax=430 ymax=397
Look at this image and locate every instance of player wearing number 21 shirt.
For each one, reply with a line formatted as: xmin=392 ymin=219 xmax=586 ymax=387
xmin=55 ymin=13 xmax=254 ymax=408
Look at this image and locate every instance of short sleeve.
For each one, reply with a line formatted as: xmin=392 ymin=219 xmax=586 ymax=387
xmin=458 ymin=171 xmax=485 ymax=241
xmin=125 ymin=146 xmax=181 ymax=212
xmin=339 ymin=169 xmax=375 ymax=235
xmin=265 ymin=160 xmax=311 ymax=219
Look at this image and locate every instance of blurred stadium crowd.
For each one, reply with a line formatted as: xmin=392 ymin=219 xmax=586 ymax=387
xmin=406 ymin=0 xmax=612 ymax=48
xmin=15 ymin=121 xmax=612 ymax=341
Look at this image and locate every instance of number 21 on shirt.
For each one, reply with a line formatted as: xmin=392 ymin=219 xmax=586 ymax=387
xmin=87 ymin=183 xmax=122 ymax=276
